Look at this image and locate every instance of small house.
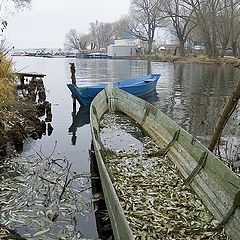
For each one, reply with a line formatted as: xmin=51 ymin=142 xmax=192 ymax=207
xmin=107 ymin=39 xmax=141 ymax=58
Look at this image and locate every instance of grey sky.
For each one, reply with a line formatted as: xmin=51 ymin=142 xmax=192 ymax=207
xmin=5 ymin=0 xmax=130 ymax=49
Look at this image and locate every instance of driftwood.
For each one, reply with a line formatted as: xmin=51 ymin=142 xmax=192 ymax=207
xmin=208 ymin=78 xmax=240 ymax=151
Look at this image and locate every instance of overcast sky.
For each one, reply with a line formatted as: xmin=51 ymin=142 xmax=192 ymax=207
xmin=5 ymin=0 xmax=130 ymax=49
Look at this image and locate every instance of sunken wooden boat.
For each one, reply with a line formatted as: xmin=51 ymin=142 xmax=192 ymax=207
xmin=67 ymin=74 xmax=160 ymax=106
xmin=90 ymin=84 xmax=240 ymax=240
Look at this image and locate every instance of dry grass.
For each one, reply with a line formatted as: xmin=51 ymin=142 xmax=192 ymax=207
xmin=0 ymin=53 xmax=15 ymax=104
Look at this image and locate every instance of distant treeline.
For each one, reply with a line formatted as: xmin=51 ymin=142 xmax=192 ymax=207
xmin=64 ymin=0 xmax=240 ymax=58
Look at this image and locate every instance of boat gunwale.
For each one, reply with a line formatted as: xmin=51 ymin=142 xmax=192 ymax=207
xmin=67 ymin=74 xmax=160 ymax=106
xmin=90 ymin=84 xmax=240 ymax=240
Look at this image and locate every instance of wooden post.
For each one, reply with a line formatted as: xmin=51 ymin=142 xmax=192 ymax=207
xmin=208 ymin=78 xmax=240 ymax=152
xmin=69 ymin=63 xmax=76 ymax=86
xmin=20 ymin=75 xmax=25 ymax=87
xmin=147 ymin=60 xmax=152 ymax=75
xmin=69 ymin=63 xmax=77 ymax=129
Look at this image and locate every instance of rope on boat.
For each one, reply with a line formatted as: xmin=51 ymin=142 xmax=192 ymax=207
xmin=216 ymin=189 xmax=240 ymax=230
xmin=184 ymin=151 xmax=208 ymax=185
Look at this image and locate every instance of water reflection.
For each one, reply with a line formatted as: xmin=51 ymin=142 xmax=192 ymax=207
xmin=10 ymin=57 xmax=239 ymax=238
xmin=152 ymin=63 xmax=239 ymax=141
xmin=69 ymin=106 xmax=90 ymax=145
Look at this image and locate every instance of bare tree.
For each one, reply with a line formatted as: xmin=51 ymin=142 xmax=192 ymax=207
xmin=112 ymin=16 xmax=130 ymax=40
xmin=0 ymin=0 xmax=32 ymax=31
xmin=0 ymin=0 xmax=31 ymax=12
xmin=64 ymin=29 xmax=90 ymax=52
xmin=64 ymin=29 xmax=80 ymax=52
xmin=183 ymin=0 xmax=221 ymax=57
xmin=0 ymin=0 xmax=32 ymax=52
xmin=89 ymin=20 xmax=114 ymax=50
xmin=216 ymin=0 xmax=240 ymax=57
xmin=10 ymin=0 xmax=32 ymax=9
xmin=229 ymin=0 xmax=240 ymax=57
xmin=129 ymin=0 xmax=164 ymax=54
xmin=162 ymin=0 xmax=195 ymax=56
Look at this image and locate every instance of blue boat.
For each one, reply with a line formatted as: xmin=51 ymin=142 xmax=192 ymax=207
xmin=67 ymin=74 xmax=161 ymax=106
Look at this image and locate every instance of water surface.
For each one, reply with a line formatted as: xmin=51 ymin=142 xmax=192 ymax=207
xmin=12 ymin=57 xmax=239 ymax=238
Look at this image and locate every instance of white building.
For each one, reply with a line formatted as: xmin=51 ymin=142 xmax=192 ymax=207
xmin=107 ymin=39 xmax=141 ymax=58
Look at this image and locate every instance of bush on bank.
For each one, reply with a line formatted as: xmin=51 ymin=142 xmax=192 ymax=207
xmin=0 ymin=53 xmax=15 ymax=104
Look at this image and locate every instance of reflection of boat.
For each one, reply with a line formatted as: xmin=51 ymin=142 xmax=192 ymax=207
xmin=68 ymin=106 xmax=90 ymax=133
xmin=90 ymin=85 xmax=240 ymax=240
xmin=67 ymin=74 xmax=161 ymax=106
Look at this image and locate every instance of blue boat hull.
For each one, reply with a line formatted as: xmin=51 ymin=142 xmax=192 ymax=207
xmin=67 ymin=74 xmax=160 ymax=106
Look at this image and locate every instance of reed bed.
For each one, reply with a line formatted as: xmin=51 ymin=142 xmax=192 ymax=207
xmin=0 ymin=54 xmax=15 ymax=103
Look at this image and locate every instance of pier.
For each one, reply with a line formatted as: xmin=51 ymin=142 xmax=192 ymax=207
xmin=15 ymin=72 xmax=46 ymax=87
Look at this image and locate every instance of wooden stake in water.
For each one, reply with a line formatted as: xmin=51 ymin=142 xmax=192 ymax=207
xmin=69 ymin=63 xmax=76 ymax=86
xmin=69 ymin=63 xmax=77 ymax=134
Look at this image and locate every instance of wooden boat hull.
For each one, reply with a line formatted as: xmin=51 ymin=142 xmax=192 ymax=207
xmin=67 ymin=74 xmax=160 ymax=106
xmin=90 ymin=85 xmax=240 ymax=240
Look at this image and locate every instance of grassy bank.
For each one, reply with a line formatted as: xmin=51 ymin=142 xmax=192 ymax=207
xmin=140 ymin=53 xmax=240 ymax=67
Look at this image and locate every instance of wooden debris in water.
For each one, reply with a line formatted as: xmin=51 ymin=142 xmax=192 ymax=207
xmin=100 ymin=111 xmax=230 ymax=240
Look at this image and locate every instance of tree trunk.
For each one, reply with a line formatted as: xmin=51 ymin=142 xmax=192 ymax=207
xmin=147 ymin=40 xmax=153 ymax=54
xmin=205 ymin=42 xmax=213 ymax=58
xmin=220 ymin=44 xmax=227 ymax=57
xmin=208 ymin=78 xmax=240 ymax=151
xmin=231 ymin=40 xmax=238 ymax=58
xmin=179 ymin=41 xmax=185 ymax=57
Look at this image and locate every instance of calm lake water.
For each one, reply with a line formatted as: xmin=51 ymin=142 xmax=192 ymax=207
xmin=12 ymin=56 xmax=239 ymax=238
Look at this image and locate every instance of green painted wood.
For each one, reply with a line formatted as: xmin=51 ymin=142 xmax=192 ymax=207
xmin=90 ymin=86 xmax=134 ymax=240
xmin=90 ymin=85 xmax=240 ymax=240
xmin=112 ymin=86 xmax=240 ymax=240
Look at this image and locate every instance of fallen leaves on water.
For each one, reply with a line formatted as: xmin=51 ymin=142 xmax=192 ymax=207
xmin=0 ymin=151 xmax=94 ymax=239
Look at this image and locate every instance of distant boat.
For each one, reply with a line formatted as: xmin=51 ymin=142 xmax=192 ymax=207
xmin=67 ymin=74 xmax=161 ymax=106
xmin=77 ymin=52 xmax=108 ymax=59
xmin=90 ymin=84 xmax=240 ymax=240
xmin=11 ymin=51 xmax=27 ymax=56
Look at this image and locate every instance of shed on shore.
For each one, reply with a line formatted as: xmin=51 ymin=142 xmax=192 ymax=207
xmin=107 ymin=45 xmax=141 ymax=58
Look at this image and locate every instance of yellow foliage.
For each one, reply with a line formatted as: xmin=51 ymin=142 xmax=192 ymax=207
xmin=0 ymin=53 xmax=16 ymax=103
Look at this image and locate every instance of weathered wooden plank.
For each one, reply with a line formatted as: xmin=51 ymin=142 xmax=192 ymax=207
xmin=112 ymin=86 xmax=240 ymax=239
xmin=91 ymin=85 xmax=240 ymax=240
xmin=90 ymin=88 xmax=134 ymax=240
xmin=15 ymin=72 xmax=46 ymax=78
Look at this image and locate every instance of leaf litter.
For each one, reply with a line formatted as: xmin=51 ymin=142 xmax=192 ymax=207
xmin=100 ymin=111 xmax=230 ymax=240
xmin=0 ymin=148 xmax=95 ymax=240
